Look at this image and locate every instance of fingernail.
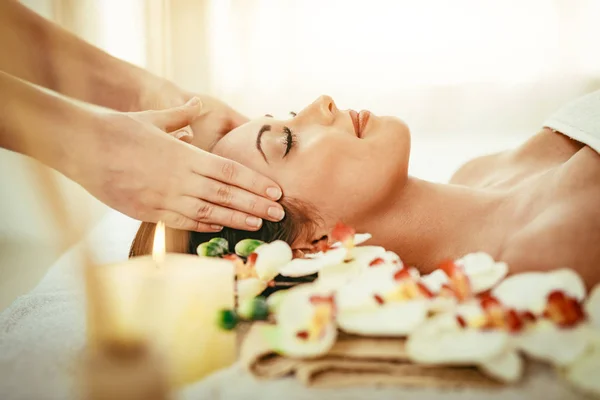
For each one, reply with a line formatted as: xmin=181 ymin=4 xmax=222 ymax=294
xmin=246 ymin=216 xmax=262 ymax=228
xmin=175 ymin=130 xmax=190 ymax=139
xmin=210 ymin=224 xmax=223 ymax=231
xmin=187 ymin=97 xmax=201 ymax=107
xmin=268 ymin=206 xmax=285 ymax=221
xmin=266 ymin=187 xmax=282 ymax=200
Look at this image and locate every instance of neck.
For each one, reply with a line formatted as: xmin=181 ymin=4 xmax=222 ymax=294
xmin=356 ymin=177 xmax=510 ymax=273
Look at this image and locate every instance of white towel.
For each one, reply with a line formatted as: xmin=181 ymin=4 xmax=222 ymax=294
xmin=544 ymin=89 xmax=600 ymax=154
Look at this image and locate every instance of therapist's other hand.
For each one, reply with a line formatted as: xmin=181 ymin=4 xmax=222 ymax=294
xmin=142 ymin=83 xmax=248 ymax=151
xmin=70 ymin=98 xmax=284 ymax=231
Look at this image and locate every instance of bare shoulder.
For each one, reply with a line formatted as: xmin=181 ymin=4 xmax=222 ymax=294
xmin=449 ymin=151 xmax=508 ymax=186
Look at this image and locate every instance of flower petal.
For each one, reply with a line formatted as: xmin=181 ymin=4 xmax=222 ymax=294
xmin=253 ymin=240 xmax=293 ymax=281
xmin=421 ymin=269 xmax=449 ymax=294
xmin=457 ymin=252 xmax=508 ymax=293
xmin=279 ymin=247 xmax=347 ymax=278
xmin=479 ymin=350 xmax=523 ymax=383
xmin=585 ymin=284 xmax=600 ymax=330
xmin=237 ymin=278 xmax=267 ymax=306
xmin=406 ymin=313 xmax=509 ymax=364
xmin=492 ymin=269 xmax=586 ymax=314
xmin=337 ymin=300 xmax=429 ymax=336
xmin=565 ymin=346 xmax=600 ymax=396
xmin=515 ymin=320 xmax=590 ymax=366
xmin=353 ymin=233 xmax=372 ymax=245
xmin=275 ymin=284 xmax=337 ymax=358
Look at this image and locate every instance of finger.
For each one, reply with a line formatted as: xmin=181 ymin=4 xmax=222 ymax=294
xmin=169 ymin=127 xmax=194 ymax=143
xmin=183 ymin=177 xmax=285 ymax=222
xmin=193 ymin=153 xmax=283 ymax=202
xmin=173 ymin=196 xmax=265 ymax=231
xmin=160 ymin=210 xmax=224 ymax=233
xmin=151 ymin=97 xmax=203 ymax=132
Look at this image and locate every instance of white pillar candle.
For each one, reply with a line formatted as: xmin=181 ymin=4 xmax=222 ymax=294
xmin=86 ymin=222 xmax=235 ymax=387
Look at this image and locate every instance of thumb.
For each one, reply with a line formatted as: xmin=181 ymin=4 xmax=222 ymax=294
xmin=152 ymin=97 xmax=202 ymax=132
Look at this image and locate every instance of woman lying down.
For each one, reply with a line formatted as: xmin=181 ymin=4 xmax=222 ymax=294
xmin=130 ymin=90 xmax=600 ymax=288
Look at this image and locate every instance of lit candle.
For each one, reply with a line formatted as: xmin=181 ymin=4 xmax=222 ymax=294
xmin=86 ymin=221 xmax=236 ymax=387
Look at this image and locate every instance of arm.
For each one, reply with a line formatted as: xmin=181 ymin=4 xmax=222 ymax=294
xmin=0 ymin=70 xmax=284 ymax=231
xmin=0 ymin=0 xmax=160 ymax=112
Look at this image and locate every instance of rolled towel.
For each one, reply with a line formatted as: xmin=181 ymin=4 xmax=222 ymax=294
xmin=241 ymin=323 xmax=498 ymax=388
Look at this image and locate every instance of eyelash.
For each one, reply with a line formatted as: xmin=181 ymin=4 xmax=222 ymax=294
xmin=283 ymin=126 xmax=296 ymax=157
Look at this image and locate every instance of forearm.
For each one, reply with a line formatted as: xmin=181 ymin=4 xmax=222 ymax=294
xmin=0 ymin=70 xmax=100 ymax=176
xmin=0 ymin=1 xmax=168 ymax=112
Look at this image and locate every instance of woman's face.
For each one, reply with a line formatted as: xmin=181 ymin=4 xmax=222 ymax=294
xmin=212 ymin=95 xmax=411 ymax=244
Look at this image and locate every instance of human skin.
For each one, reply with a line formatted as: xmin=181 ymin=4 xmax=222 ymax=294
xmin=0 ymin=0 xmax=285 ymax=231
xmin=212 ymin=95 xmax=600 ymax=287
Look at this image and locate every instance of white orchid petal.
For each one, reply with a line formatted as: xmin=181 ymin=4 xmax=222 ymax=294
xmin=277 ymin=322 xmax=337 ymax=358
xmin=566 ymin=347 xmax=600 ymax=396
xmin=428 ymin=296 xmax=457 ymax=313
xmin=266 ymin=290 xmax=286 ymax=317
xmin=330 ymin=232 xmax=372 ymax=249
xmin=407 ymin=314 xmax=508 ymax=364
xmin=318 ymin=262 xmax=361 ymax=290
xmin=585 ymin=284 xmax=600 ymax=329
xmin=237 ymin=278 xmax=267 ymax=305
xmin=275 ymin=284 xmax=337 ymax=358
xmin=335 ymin=265 xmax=400 ymax=310
xmin=457 ymin=252 xmax=508 ymax=293
xmin=353 ymin=233 xmax=372 ymax=245
xmin=347 ymin=246 xmax=387 ymax=264
xmin=279 ymin=247 xmax=346 ymax=278
xmin=479 ymin=350 xmax=523 ymax=383
xmin=337 ymin=300 xmax=428 ymax=336
xmin=492 ymin=268 xmax=585 ymax=313
xmin=254 ymin=240 xmax=293 ymax=281
xmin=515 ymin=320 xmax=590 ymax=366
xmin=421 ymin=269 xmax=449 ymax=294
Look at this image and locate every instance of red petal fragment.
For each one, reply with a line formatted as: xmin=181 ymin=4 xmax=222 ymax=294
xmin=544 ymin=290 xmax=586 ymax=328
xmin=373 ymin=294 xmax=385 ymax=305
xmin=309 ymin=294 xmax=335 ymax=306
xmin=267 ymin=280 xmax=276 ymax=287
xmin=439 ymin=283 xmax=456 ymax=298
xmin=456 ymin=315 xmax=467 ymax=328
xmin=246 ymin=252 xmax=258 ymax=267
xmin=520 ymin=311 xmax=537 ymax=323
xmin=439 ymin=260 xmax=459 ymax=277
xmin=506 ymin=309 xmax=524 ymax=333
xmin=369 ymin=257 xmax=385 ymax=267
xmin=416 ymin=282 xmax=434 ymax=299
xmin=393 ymin=268 xmax=412 ymax=282
xmin=296 ymin=331 xmax=309 ymax=340
xmin=480 ymin=295 xmax=502 ymax=311
xmin=331 ymin=222 xmax=356 ymax=246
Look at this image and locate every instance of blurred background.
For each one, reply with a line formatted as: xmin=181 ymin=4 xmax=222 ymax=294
xmin=1 ymin=0 xmax=600 ymax=309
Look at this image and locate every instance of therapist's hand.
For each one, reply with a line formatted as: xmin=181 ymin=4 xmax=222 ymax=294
xmin=141 ymin=82 xmax=248 ymax=151
xmin=70 ymin=98 xmax=284 ymax=231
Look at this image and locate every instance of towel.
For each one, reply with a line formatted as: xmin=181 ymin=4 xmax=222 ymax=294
xmin=241 ymin=323 xmax=497 ymax=389
xmin=544 ymin=90 xmax=600 ymax=154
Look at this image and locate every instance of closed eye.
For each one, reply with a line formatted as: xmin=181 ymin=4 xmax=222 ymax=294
xmin=282 ymin=126 xmax=296 ymax=158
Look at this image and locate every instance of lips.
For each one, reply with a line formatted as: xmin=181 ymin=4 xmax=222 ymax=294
xmin=349 ymin=109 xmax=371 ymax=138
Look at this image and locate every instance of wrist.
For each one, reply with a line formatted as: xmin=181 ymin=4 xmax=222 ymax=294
xmin=136 ymin=77 xmax=189 ymax=112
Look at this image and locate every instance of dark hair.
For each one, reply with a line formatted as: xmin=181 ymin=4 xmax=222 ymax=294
xmin=129 ymin=198 xmax=317 ymax=257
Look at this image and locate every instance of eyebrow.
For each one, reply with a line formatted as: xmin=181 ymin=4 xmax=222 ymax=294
xmin=256 ymin=124 xmax=270 ymax=163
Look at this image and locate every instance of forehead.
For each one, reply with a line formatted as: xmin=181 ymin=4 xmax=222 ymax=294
xmin=212 ymin=119 xmax=271 ymax=174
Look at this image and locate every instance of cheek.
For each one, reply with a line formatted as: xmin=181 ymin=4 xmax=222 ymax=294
xmin=280 ymin=137 xmax=386 ymax=219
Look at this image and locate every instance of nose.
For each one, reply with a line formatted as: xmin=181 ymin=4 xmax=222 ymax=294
xmin=302 ymin=95 xmax=337 ymax=125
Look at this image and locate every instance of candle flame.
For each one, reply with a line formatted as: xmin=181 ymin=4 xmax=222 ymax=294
xmin=153 ymin=221 xmax=166 ymax=264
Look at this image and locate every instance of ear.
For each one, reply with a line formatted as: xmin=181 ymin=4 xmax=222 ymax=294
xmin=291 ymin=233 xmax=331 ymax=255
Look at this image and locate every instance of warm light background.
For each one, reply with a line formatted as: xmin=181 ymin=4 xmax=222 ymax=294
xmin=1 ymin=0 xmax=600 ymax=308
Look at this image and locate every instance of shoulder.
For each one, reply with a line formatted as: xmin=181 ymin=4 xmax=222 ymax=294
xmin=448 ymin=151 xmax=507 ymax=186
